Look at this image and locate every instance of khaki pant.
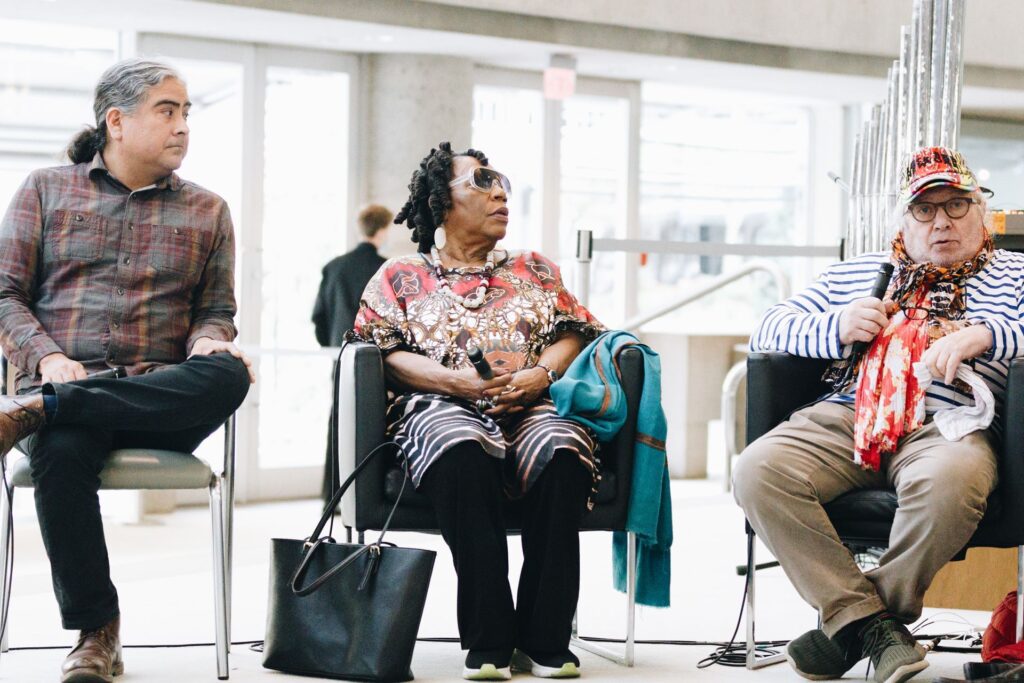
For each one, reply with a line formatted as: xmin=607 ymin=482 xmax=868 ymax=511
xmin=732 ymin=401 xmax=997 ymax=636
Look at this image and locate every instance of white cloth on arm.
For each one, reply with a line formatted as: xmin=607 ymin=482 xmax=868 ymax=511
xmin=912 ymin=361 xmax=995 ymax=441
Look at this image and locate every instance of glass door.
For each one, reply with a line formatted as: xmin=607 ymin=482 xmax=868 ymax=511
xmin=138 ymin=35 xmax=358 ymax=501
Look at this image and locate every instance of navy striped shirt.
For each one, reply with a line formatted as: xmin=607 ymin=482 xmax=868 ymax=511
xmin=750 ymin=250 xmax=1024 ymax=414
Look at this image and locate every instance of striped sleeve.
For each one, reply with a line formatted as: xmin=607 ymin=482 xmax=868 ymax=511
xmin=749 ymin=254 xmax=886 ymax=360
xmin=750 ymin=272 xmax=844 ymax=359
xmin=975 ymin=253 xmax=1024 ymax=362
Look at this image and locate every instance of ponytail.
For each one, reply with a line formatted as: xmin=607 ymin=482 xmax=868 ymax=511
xmin=66 ymin=125 xmax=106 ymax=164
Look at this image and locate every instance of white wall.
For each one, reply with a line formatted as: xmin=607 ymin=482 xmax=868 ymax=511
xmin=425 ymin=0 xmax=1023 ymax=71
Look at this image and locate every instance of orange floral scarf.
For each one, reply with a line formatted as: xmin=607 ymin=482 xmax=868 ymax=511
xmin=851 ymin=233 xmax=992 ymax=470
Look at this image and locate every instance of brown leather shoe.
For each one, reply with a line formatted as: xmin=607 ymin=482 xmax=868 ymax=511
xmin=0 ymin=394 xmax=45 ymax=457
xmin=61 ymin=616 xmax=123 ymax=683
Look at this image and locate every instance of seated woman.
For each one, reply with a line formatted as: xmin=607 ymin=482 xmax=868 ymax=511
xmin=354 ymin=142 xmax=604 ymax=680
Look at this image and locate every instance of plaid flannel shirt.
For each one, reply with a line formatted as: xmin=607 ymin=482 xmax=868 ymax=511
xmin=0 ymin=154 xmax=237 ymax=392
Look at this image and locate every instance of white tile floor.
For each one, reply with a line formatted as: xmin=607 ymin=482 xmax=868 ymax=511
xmin=0 ymin=479 xmax=988 ymax=682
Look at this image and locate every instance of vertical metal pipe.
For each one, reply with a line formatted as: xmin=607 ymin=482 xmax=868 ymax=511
xmin=848 ymin=133 xmax=863 ymax=256
xmin=575 ymin=229 xmax=592 ymax=307
xmin=907 ymin=2 xmax=922 ymax=149
xmin=745 ymin=530 xmax=757 ymax=668
xmin=916 ymin=0 xmax=934 ymax=147
xmin=885 ymin=64 xmax=901 ymax=221
xmin=868 ymin=105 xmax=884 ymax=251
xmin=897 ymin=27 xmax=912 ymax=172
xmin=929 ymin=0 xmax=948 ymax=146
xmin=877 ymin=83 xmax=892 ymax=253
xmin=856 ymin=123 xmax=870 ymax=256
xmin=210 ymin=479 xmax=229 ymax=679
xmin=942 ymin=0 xmax=966 ymax=147
xmin=223 ymin=414 xmax=236 ymax=648
xmin=625 ymin=531 xmax=636 ymax=666
xmin=861 ymin=117 xmax=874 ymax=255
xmin=0 ymin=484 xmax=12 ymax=656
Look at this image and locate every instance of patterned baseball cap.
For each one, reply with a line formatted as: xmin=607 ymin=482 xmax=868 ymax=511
xmin=900 ymin=147 xmax=979 ymax=201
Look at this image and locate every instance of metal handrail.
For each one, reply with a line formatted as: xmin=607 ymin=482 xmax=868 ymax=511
xmin=621 ymin=259 xmax=790 ymax=332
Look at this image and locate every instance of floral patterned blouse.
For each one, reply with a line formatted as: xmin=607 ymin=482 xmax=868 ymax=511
xmin=354 ymin=250 xmax=604 ymax=372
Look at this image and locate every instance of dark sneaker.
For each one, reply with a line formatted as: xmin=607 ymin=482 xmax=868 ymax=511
xmin=786 ymin=628 xmax=862 ymax=680
xmin=859 ymin=615 xmax=928 ymax=683
xmin=511 ymin=649 xmax=580 ymax=678
xmin=463 ymin=649 xmax=512 ymax=681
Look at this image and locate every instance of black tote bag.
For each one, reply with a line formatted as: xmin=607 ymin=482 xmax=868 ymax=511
xmin=263 ymin=442 xmax=436 ymax=682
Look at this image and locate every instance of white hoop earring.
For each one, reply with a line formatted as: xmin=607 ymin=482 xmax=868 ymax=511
xmin=433 ymin=225 xmax=447 ymax=250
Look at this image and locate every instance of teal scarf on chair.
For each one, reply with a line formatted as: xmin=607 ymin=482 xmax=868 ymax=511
xmin=550 ymin=331 xmax=673 ymax=607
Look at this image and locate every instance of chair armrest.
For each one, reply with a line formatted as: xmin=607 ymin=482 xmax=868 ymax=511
xmin=745 ymin=352 xmax=832 ymax=443
xmin=337 ymin=342 xmax=388 ymax=529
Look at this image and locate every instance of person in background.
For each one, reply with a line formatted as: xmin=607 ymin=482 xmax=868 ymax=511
xmin=312 ymin=204 xmax=391 ymax=347
xmin=313 ymin=204 xmax=390 ymax=503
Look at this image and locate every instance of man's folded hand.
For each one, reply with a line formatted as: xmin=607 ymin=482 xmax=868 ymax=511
xmin=189 ymin=338 xmax=256 ymax=383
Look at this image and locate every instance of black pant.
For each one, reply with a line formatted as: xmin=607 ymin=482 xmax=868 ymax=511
xmin=20 ymin=353 xmax=250 ymax=630
xmin=417 ymin=442 xmax=590 ymax=654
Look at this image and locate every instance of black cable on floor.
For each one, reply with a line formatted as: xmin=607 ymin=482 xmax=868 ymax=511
xmin=695 ymin=559 xmax=784 ymax=668
xmin=9 ymin=640 xmax=266 ymax=652
xmin=6 ymin=632 xmax=974 ymax=654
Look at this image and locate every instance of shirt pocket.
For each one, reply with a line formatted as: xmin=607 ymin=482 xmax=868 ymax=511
xmin=44 ymin=210 xmax=105 ymax=262
xmin=145 ymin=225 xmax=209 ymax=278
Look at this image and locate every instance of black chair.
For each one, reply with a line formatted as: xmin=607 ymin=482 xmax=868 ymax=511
xmin=742 ymin=351 xmax=1024 ymax=669
xmin=335 ymin=341 xmax=644 ymax=666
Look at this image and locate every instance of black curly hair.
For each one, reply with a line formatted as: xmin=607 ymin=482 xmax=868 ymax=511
xmin=394 ymin=141 xmax=489 ymax=253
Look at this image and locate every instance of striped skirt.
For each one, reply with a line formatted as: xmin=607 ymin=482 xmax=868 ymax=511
xmin=386 ymin=393 xmax=601 ymax=508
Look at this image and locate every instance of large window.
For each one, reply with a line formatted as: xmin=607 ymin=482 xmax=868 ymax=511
xmin=472 ymin=74 xmax=639 ymax=328
xmin=636 ymin=84 xmax=814 ymax=333
xmin=559 ymin=94 xmax=631 ymax=324
xmin=0 ymin=20 xmax=118 ymax=202
xmin=471 ymin=85 xmax=543 ymax=252
xmin=960 ymin=120 xmax=1024 ymax=212
xmin=471 ymin=75 xmax=841 ymax=334
xmin=134 ymin=37 xmax=358 ymax=501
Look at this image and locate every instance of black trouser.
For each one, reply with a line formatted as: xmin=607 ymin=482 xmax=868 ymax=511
xmin=19 ymin=353 xmax=250 ymax=630
xmin=418 ymin=442 xmax=591 ymax=654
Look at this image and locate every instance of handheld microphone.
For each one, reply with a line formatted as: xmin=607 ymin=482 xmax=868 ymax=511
xmin=90 ymin=366 xmax=127 ymax=380
xmin=850 ymin=262 xmax=895 ymax=356
xmin=466 ymin=347 xmax=493 ymax=380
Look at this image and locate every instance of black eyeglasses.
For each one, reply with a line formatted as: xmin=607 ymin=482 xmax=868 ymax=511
xmin=900 ymin=305 xmax=952 ymax=321
xmin=906 ymin=197 xmax=979 ymax=222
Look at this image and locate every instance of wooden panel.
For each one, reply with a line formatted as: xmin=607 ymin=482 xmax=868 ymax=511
xmin=923 ymin=547 xmax=1017 ymax=611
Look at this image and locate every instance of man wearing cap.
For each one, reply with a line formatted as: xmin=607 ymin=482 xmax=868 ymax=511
xmin=733 ymin=147 xmax=1024 ymax=683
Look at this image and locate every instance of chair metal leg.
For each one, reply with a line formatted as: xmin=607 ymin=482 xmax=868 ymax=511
xmin=0 ymin=482 xmax=12 ymax=656
xmin=209 ymin=478 xmax=229 ymax=680
xmin=1017 ymin=545 xmax=1023 ymax=643
xmin=745 ymin=529 xmax=785 ymax=669
xmin=570 ymin=531 xmax=636 ymax=667
xmin=222 ymin=416 xmax=236 ymax=652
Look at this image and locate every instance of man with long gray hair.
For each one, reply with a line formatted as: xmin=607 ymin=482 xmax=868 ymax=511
xmin=0 ymin=58 xmax=253 ymax=681
xmin=734 ymin=147 xmax=1024 ymax=683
